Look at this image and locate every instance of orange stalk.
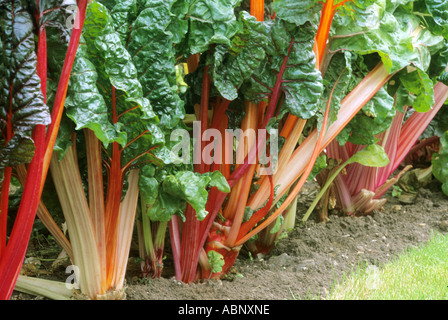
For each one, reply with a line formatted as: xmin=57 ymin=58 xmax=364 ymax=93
xmin=222 ymin=102 xmax=258 ymax=219
xmin=238 ymin=62 xmax=394 ymax=246
xmin=314 ymin=0 xmax=336 ymax=69
xmin=224 ymin=102 xmax=259 ymax=245
xmin=236 ymin=67 xmax=336 ymax=247
xmin=250 ymin=0 xmax=265 ymax=21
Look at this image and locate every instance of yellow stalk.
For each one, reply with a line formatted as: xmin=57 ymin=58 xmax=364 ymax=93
xmin=50 ymin=142 xmax=104 ymax=299
xmin=114 ymin=169 xmax=141 ymax=292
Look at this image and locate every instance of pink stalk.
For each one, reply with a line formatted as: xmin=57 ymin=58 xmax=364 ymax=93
xmin=396 ymin=82 xmax=448 ymax=171
xmin=321 ymin=81 xmax=448 ymax=213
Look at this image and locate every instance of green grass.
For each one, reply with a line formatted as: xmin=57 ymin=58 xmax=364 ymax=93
xmin=325 ymin=232 xmax=448 ymax=300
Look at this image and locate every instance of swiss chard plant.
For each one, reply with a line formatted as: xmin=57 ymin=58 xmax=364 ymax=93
xmin=13 ymin=0 xmax=233 ymax=298
xmin=0 ymin=0 xmax=87 ymax=299
xmin=167 ymin=0 xmax=436 ymax=282
xmin=3 ymin=0 xmax=447 ymax=301
xmin=312 ymin=0 xmax=448 ymax=218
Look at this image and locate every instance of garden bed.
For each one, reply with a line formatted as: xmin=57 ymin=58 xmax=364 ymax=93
xmin=13 ymin=178 xmax=448 ymax=300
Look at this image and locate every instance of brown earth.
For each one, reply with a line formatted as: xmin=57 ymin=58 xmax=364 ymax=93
xmin=11 ymin=177 xmax=448 ymax=300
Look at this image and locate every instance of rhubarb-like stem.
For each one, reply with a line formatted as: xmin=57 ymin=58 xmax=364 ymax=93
xmin=141 ymin=208 xmax=156 ymax=266
xmin=227 ymin=39 xmax=295 ymax=188
xmin=186 ymin=54 xmax=200 ymax=74
xmin=395 ymin=82 xmax=448 ymax=173
xmin=50 ymin=140 xmax=103 ymax=299
xmin=41 ymin=0 xmax=87 ymax=190
xmin=283 ymin=194 xmax=298 ymax=230
xmin=223 ymin=102 xmax=258 ymax=245
xmin=84 ymin=129 xmax=106 ymax=288
xmin=104 ymin=140 xmax=123 ymax=286
xmin=0 ymin=125 xmax=46 ymax=299
xmin=169 ymin=216 xmax=182 ymax=281
xmin=139 ymin=206 xmax=168 ymax=278
xmin=180 ymin=204 xmax=201 ymax=282
xmin=0 ymin=4 xmax=42 ymax=298
xmin=14 ymin=275 xmax=73 ymax=300
xmin=14 ymin=164 xmax=73 ymax=261
xmin=197 ymin=65 xmax=210 ymax=174
xmin=315 ymin=0 xmax=336 ymax=70
xmin=115 ymin=169 xmax=140 ymax=291
xmin=180 ymin=64 xmax=212 ymax=283
xmin=104 ymin=85 xmax=124 ymax=286
xmin=332 ymin=173 xmax=355 ymax=214
xmin=250 ymin=0 xmax=264 ymax=21
xmin=375 ymin=109 xmax=407 ymax=189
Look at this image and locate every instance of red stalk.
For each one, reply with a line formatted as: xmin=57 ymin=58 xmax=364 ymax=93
xmin=169 ymin=216 xmax=182 ymax=280
xmin=41 ymin=0 xmax=87 ymax=190
xmin=321 ymin=81 xmax=448 ymax=214
xmin=178 ymin=65 xmax=212 ymax=283
xmin=236 ymin=175 xmax=274 ymax=241
xmin=0 ymin=0 xmax=87 ymax=299
xmin=105 ymin=86 xmax=124 ymax=285
xmin=197 ymin=66 xmax=211 ymax=174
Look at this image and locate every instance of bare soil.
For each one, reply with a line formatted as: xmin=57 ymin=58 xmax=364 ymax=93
xmin=12 ymin=178 xmax=448 ymax=300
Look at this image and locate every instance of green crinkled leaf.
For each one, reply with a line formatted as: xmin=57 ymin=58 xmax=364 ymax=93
xmin=162 ymin=171 xmax=211 ymax=221
xmin=166 ymin=0 xmax=189 ymax=45
xmin=240 ymin=19 xmax=323 ymax=119
xmin=39 ymin=0 xmax=75 ymax=43
xmin=127 ymin=0 xmax=185 ymax=130
xmin=210 ymin=11 xmax=268 ymax=101
xmin=203 ymin=170 xmax=231 ymax=193
xmin=420 ymin=105 xmax=448 ymax=139
xmin=319 ymin=51 xmax=355 ymax=125
xmin=410 ymin=0 xmax=448 ymax=41
xmin=432 ymin=131 xmax=448 ymax=196
xmin=0 ymin=136 xmax=35 ymax=169
xmin=428 ymin=42 xmax=448 ymax=79
xmin=335 ymin=0 xmax=377 ymax=20
xmin=0 ymin=0 xmax=51 ymax=173
xmin=347 ymin=144 xmax=390 ymax=167
xmin=139 ymin=164 xmax=186 ymax=222
xmin=65 ymin=36 xmax=127 ymax=147
xmin=53 ymin=114 xmax=75 ymax=160
xmin=272 ymin=0 xmax=321 ymax=26
xmin=139 ymin=166 xmax=158 ymax=207
xmin=439 ymin=71 xmax=448 ymax=86
xmin=399 ymin=67 xmax=435 ymax=112
xmin=160 ymin=169 xmax=230 ymax=221
xmin=71 ymin=1 xmax=165 ymax=168
xmin=330 ymin=3 xmax=445 ymax=74
xmin=425 ymin=0 xmax=448 ymax=29
xmin=105 ymin=0 xmax=139 ymax=43
xmin=84 ymin=4 xmax=152 ymax=117
xmin=183 ymin=0 xmax=243 ymax=56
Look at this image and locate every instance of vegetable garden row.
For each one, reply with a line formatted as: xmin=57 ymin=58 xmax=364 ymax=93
xmin=0 ymin=0 xmax=447 ymax=300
